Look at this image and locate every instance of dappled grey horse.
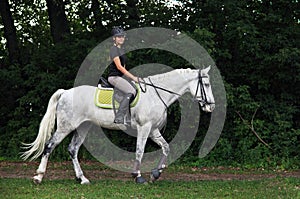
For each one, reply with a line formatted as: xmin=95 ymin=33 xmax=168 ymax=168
xmin=21 ymin=67 xmax=215 ymax=184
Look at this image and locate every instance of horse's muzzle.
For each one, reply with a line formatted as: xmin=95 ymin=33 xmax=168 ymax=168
xmin=203 ymin=104 xmax=215 ymax=112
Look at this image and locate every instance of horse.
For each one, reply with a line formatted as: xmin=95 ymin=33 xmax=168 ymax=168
xmin=21 ymin=66 xmax=215 ymax=184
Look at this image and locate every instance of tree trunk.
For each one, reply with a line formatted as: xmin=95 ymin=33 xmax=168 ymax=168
xmin=45 ymin=0 xmax=70 ymax=44
xmin=91 ymin=0 xmax=104 ymax=30
xmin=125 ymin=0 xmax=140 ymax=28
xmin=0 ymin=0 xmax=20 ymax=63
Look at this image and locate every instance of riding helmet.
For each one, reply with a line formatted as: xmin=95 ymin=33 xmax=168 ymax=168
xmin=112 ymin=26 xmax=125 ymax=37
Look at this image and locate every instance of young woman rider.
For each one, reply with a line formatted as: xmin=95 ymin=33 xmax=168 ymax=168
xmin=108 ymin=26 xmax=139 ymax=125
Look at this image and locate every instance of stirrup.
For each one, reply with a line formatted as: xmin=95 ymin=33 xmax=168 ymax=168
xmin=114 ymin=117 xmax=125 ymax=124
xmin=114 ymin=116 xmax=130 ymax=126
xmin=124 ymin=114 xmax=131 ymax=126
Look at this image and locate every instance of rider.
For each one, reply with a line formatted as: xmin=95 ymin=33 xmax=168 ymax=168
xmin=108 ymin=26 xmax=139 ymax=125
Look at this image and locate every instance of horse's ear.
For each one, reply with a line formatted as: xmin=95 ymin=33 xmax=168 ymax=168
xmin=202 ymin=65 xmax=211 ymax=74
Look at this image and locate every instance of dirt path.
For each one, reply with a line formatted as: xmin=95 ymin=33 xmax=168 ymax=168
xmin=0 ymin=161 xmax=299 ymax=182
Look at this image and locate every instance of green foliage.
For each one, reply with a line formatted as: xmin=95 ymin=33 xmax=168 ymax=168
xmin=178 ymin=82 xmax=299 ymax=169
xmin=0 ymin=0 xmax=298 ymax=169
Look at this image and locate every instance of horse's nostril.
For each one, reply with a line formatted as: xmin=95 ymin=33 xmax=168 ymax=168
xmin=211 ymin=104 xmax=215 ymax=110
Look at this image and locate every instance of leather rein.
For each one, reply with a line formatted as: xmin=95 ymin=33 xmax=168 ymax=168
xmin=137 ymin=69 xmax=213 ymax=109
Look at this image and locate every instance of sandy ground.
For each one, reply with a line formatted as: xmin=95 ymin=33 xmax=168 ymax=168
xmin=0 ymin=161 xmax=299 ymax=182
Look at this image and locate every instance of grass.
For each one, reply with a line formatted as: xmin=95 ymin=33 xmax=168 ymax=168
xmin=0 ymin=177 xmax=299 ymax=199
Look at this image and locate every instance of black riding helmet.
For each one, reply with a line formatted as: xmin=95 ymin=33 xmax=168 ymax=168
xmin=111 ymin=26 xmax=125 ymax=37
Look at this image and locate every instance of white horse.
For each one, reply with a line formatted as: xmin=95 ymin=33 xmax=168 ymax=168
xmin=21 ymin=67 xmax=215 ymax=184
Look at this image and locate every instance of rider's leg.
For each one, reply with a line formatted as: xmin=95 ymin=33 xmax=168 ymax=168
xmin=108 ymin=76 xmax=136 ymax=96
xmin=108 ymin=76 xmax=136 ymax=125
xmin=114 ymin=93 xmax=134 ymax=124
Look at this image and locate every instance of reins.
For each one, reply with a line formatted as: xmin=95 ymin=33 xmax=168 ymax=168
xmin=138 ymin=77 xmax=174 ymax=135
xmin=138 ymin=77 xmax=182 ymax=109
xmin=136 ymin=69 xmax=214 ymax=134
xmin=148 ymin=77 xmax=168 ymax=109
xmin=138 ymin=78 xmax=181 ymax=97
xmin=137 ymin=70 xmax=212 ymax=108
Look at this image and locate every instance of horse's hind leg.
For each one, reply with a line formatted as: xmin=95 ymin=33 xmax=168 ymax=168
xmin=149 ymin=128 xmax=170 ymax=182
xmin=33 ymin=129 xmax=71 ymax=184
xmin=68 ymin=130 xmax=90 ymax=184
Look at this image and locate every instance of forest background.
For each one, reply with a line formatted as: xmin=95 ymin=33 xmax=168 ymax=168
xmin=0 ymin=0 xmax=299 ymax=169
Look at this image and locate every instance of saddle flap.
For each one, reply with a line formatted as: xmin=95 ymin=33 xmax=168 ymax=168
xmin=94 ymin=85 xmax=140 ymax=109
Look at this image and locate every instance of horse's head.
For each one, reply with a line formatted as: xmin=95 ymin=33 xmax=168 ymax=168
xmin=189 ymin=66 xmax=215 ymax=112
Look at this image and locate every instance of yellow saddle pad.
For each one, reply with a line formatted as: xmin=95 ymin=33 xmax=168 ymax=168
xmin=94 ymin=86 xmax=140 ymax=109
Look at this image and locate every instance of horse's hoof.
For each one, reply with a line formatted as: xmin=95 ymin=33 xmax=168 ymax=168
xmin=135 ymin=176 xmax=147 ymax=184
xmin=81 ymin=180 xmax=90 ymax=185
xmin=150 ymin=168 xmax=161 ymax=183
xmin=80 ymin=176 xmax=90 ymax=185
xmin=150 ymin=173 xmax=158 ymax=183
xmin=131 ymin=172 xmax=139 ymax=178
xmin=151 ymin=168 xmax=161 ymax=179
xmin=33 ymin=175 xmax=42 ymax=184
xmin=75 ymin=177 xmax=81 ymax=182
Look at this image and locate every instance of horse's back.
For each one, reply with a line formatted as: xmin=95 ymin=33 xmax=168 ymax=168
xmin=57 ymin=85 xmax=97 ymax=112
xmin=61 ymin=85 xmax=96 ymax=98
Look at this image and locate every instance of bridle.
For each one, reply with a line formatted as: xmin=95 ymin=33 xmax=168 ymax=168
xmin=138 ymin=69 xmax=214 ymax=109
xmin=192 ymin=70 xmax=215 ymax=108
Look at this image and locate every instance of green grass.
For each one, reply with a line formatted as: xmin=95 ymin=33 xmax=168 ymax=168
xmin=0 ymin=177 xmax=299 ymax=199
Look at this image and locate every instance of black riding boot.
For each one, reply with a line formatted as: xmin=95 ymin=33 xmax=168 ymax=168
xmin=114 ymin=93 xmax=134 ymax=125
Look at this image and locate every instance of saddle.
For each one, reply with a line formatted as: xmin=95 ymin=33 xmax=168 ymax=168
xmin=94 ymin=77 xmax=140 ymax=109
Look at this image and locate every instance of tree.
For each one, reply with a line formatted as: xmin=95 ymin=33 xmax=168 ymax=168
xmin=0 ymin=0 xmax=298 ymax=168
xmin=125 ymin=0 xmax=140 ymax=28
xmin=0 ymin=0 xmax=19 ymax=63
xmin=45 ymin=0 xmax=70 ymax=43
xmin=90 ymin=0 xmax=104 ymax=31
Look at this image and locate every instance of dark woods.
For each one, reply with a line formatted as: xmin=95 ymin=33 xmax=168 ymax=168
xmin=0 ymin=0 xmax=299 ymax=168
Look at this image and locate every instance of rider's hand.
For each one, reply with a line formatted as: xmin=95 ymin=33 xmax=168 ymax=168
xmin=133 ymin=76 xmax=139 ymax=83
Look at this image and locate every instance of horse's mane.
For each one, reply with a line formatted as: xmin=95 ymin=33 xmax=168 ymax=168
xmin=148 ymin=68 xmax=194 ymax=81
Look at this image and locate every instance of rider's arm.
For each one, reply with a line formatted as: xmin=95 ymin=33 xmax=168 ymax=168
xmin=113 ymin=57 xmax=138 ymax=82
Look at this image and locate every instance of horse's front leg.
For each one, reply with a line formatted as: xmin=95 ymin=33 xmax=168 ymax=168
xmin=132 ymin=122 xmax=152 ymax=184
xmin=149 ymin=128 xmax=169 ymax=182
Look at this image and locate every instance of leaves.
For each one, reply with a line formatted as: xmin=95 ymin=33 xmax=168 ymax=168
xmin=0 ymin=0 xmax=298 ymax=168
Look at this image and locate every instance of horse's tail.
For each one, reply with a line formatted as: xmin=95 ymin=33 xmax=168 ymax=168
xmin=21 ymin=89 xmax=65 ymax=161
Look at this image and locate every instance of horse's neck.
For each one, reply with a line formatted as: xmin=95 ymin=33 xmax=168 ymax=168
xmin=148 ymin=69 xmax=196 ymax=107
